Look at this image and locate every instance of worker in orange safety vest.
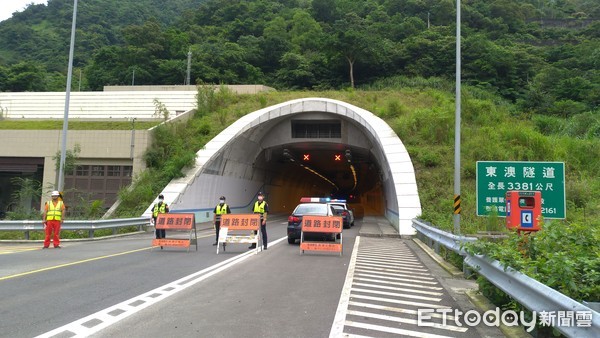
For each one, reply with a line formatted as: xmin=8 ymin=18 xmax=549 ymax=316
xmin=42 ymin=190 xmax=66 ymax=248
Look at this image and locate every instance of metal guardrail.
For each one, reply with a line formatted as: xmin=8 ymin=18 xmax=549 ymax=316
xmin=412 ymin=219 xmax=477 ymax=254
xmin=0 ymin=217 xmax=151 ymax=239
xmin=412 ymin=218 xmax=600 ymax=338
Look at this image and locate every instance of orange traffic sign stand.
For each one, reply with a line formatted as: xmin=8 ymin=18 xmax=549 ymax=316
xmin=151 ymin=213 xmax=197 ymax=252
xmin=217 ymin=214 xmax=261 ymax=254
xmin=300 ymin=215 xmax=343 ymax=256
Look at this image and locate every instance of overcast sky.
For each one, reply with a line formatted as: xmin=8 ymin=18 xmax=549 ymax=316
xmin=0 ymin=0 xmax=48 ymax=22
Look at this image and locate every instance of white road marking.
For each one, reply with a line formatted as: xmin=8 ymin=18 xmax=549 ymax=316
xmin=353 ymin=277 xmax=443 ymax=291
xmin=346 ymin=310 xmax=468 ymax=332
xmin=356 ymin=260 xmax=430 ymax=272
xmin=351 ymin=281 xmax=444 ymax=296
xmin=359 ymin=251 xmax=420 ymax=260
xmin=350 ymin=293 xmax=450 ymax=309
xmin=36 ymin=237 xmax=288 ymax=338
xmin=351 ymin=287 xmax=442 ymax=302
xmin=345 ymin=320 xmax=454 ymax=338
xmin=347 ymin=301 xmax=457 ymax=320
xmin=329 ymin=237 xmax=360 ymax=337
xmin=356 ymin=256 xmax=424 ymax=266
xmin=354 ymin=272 xmax=440 ymax=286
xmin=355 ymin=266 xmax=436 ymax=280
xmin=331 ymin=237 xmax=470 ymax=337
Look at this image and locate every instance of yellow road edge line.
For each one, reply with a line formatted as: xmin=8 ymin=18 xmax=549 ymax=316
xmin=0 ymin=247 xmax=152 ymax=281
xmin=0 ymin=248 xmax=39 ymax=255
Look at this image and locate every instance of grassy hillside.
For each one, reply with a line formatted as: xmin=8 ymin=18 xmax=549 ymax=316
xmin=116 ymin=80 xmax=600 ymax=236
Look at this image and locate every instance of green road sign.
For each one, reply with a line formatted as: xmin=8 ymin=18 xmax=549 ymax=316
xmin=476 ymin=161 xmax=565 ymax=219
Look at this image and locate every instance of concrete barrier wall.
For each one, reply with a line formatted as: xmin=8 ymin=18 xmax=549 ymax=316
xmin=0 ymin=86 xmax=274 ymax=120
xmin=0 ymin=129 xmax=150 ymax=207
xmin=103 ymin=85 xmax=275 ymax=94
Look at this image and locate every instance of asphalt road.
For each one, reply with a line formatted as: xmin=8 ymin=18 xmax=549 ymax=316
xmin=0 ymin=216 xmax=506 ymax=338
xmin=0 ymin=215 xmax=354 ymax=337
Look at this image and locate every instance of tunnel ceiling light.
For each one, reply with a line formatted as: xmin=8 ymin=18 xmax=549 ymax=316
xmin=350 ymin=164 xmax=357 ymax=190
xmin=301 ymin=165 xmax=338 ymax=191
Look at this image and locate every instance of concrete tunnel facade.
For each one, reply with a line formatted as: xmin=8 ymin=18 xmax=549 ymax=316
xmin=144 ymin=98 xmax=421 ymax=236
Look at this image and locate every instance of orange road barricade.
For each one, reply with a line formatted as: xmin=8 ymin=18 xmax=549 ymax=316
xmin=217 ymin=214 xmax=261 ymax=254
xmin=152 ymin=213 xmax=198 ymax=252
xmin=300 ymin=215 xmax=343 ymax=256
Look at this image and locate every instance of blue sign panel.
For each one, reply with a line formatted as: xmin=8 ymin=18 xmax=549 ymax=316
xmin=521 ymin=210 xmax=533 ymax=228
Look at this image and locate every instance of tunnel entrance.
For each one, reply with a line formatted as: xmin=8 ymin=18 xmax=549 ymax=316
xmin=154 ymin=98 xmax=421 ymax=235
xmin=255 ymin=143 xmax=383 ymax=218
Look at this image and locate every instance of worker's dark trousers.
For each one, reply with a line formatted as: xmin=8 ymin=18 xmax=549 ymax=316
xmin=250 ymin=222 xmax=267 ymax=248
xmin=260 ymin=223 xmax=267 ymax=248
xmin=214 ymin=222 xmax=221 ymax=243
xmin=154 ymin=218 xmax=165 ymax=239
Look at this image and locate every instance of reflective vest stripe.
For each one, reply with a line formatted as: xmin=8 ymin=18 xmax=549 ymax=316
xmin=46 ymin=201 xmax=63 ymax=221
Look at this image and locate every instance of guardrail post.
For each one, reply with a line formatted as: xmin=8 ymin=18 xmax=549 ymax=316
xmin=112 ymin=227 xmax=117 ymax=236
xmin=24 ymin=230 xmax=30 ymax=240
xmin=462 ymin=262 xmax=473 ymax=278
xmin=89 ymin=229 xmax=94 ymax=238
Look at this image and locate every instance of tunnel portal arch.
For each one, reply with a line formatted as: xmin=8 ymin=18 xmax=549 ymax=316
xmin=146 ymin=98 xmax=421 ymax=236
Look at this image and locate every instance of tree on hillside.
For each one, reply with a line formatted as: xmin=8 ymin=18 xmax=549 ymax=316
xmin=260 ymin=16 xmax=293 ymax=75
xmin=310 ymin=0 xmax=338 ymax=23
xmin=2 ymin=61 xmax=48 ymax=92
xmin=85 ymin=47 xmax=130 ymax=90
xmin=331 ymin=13 xmax=370 ymax=88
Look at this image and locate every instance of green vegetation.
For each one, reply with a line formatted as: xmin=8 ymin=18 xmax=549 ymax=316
xmin=0 ymin=0 xmax=598 ymax=120
xmin=465 ymin=221 xmax=600 ymax=302
xmin=464 ymin=220 xmax=599 ymax=336
xmin=0 ymin=0 xmax=598 ymax=325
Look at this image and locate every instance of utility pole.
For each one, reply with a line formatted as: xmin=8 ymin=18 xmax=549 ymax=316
xmin=130 ymin=118 xmax=136 ymax=160
xmin=186 ymin=48 xmax=192 ymax=85
xmin=58 ymin=0 xmax=78 ymax=191
xmin=453 ymin=0 xmax=462 ymax=234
